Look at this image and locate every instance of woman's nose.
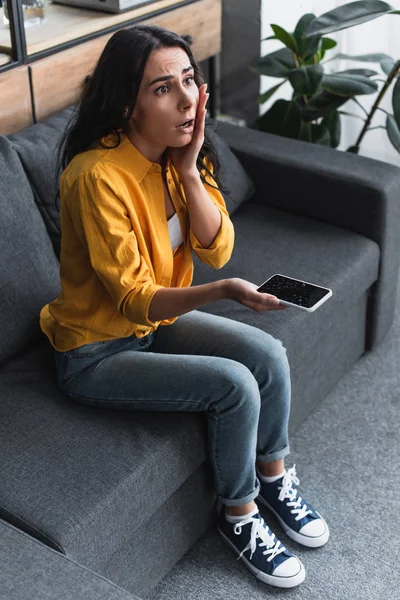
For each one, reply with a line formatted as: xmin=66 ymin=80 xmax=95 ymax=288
xmin=179 ymin=86 xmax=196 ymax=107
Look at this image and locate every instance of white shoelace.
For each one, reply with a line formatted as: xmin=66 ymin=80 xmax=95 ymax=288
xmin=234 ymin=514 xmax=286 ymax=562
xmin=277 ymin=464 xmax=312 ymax=521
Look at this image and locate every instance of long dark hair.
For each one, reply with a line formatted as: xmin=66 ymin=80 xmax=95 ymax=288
xmin=55 ymin=25 xmax=229 ymax=210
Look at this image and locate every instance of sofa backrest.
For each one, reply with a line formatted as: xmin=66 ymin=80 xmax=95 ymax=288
xmin=0 ymin=107 xmax=256 ymax=367
xmin=8 ymin=106 xmax=75 ymax=260
xmin=0 ymin=137 xmax=60 ymax=366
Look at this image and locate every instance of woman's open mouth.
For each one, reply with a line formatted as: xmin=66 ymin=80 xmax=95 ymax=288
xmin=176 ymin=119 xmax=194 ymax=132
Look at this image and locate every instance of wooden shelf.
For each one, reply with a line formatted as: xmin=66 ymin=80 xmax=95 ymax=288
xmin=0 ymin=0 xmax=221 ymax=134
xmin=0 ymin=0 xmax=187 ymax=56
xmin=0 ymin=52 xmax=11 ymax=66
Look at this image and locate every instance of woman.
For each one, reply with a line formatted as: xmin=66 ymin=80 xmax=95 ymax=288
xmin=40 ymin=25 xmax=329 ymax=590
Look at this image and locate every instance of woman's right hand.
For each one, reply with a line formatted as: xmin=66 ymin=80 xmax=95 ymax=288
xmin=224 ymin=278 xmax=288 ymax=312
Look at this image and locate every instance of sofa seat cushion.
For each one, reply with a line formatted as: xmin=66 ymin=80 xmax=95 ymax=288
xmin=0 ymin=347 xmax=209 ymax=566
xmin=193 ymin=201 xmax=380 ymax=319
xmin=191 ymin=202 xmax=380 ymax=427
xmin=0 ymin=518 xmax=141 ymax=600
xmin=0 ymin=137 xmax=61 ymax=367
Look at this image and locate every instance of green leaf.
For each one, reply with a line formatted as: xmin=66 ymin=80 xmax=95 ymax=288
xmin=250 ymin=48 xmax=296 ymax=78
xmin=381 ymin=57 xmax=396 ymax=75
xmin=305 ymin=1 xmax=395 ymax=37
xmin=393 ymin=77 xmax=400 ymax=129
xmin=294 ymin=13 xmax=317 ymax=37
xmin=322 ymin=73 xmax=379 ymax=96
xmin=321 ymin=37 xmax=337 ymax=51
xmin=331 ymin=52 xmax=395 ymax=75
xmin=338 ymin=68 xmax=379 ymax=77
xmin=288 ymin=64 xmax=324 ymax=95
xmin=311 ymin=124 xmax=332 ymax=146
xmin=271 ymin=24 xmax=299 ymax=53
xmin=347 ymin=145 xmax=361 ymax=153
xmin=258 ymin=80 xmax=286 ymax=105
xmin=302 ymin=91 xmax=350 ymax=121
xmin=255 ymin=99 xmax=308 ymax=141
xmin=261 ymin=35 xmax=278 ymax=42
xmin=333 ymin=52 xmax=393 ymax=62
xmin=321 ymin=111 xmax=342 ymax=147
xmin=293 ymin=13 xmax=321 ymax=59
xmin=386 ymin=114 xmax=400 ymax=152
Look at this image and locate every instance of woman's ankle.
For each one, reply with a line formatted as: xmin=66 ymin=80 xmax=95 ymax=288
xmin=226 ymin=500 xmax=258 ymax=517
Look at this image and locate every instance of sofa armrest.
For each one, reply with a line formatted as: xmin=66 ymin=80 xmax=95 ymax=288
xmin=212 ymin=120 xmax=400 ymax=351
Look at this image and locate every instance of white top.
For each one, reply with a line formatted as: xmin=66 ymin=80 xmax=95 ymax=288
xmin=168 ymin=211 xmax=183 ymax=252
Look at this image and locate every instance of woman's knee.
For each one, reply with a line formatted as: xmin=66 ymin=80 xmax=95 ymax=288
xmin=254 ymin=329 xmax=289 ymax=364
xmin=207 ymin=359 xmax=261 ymax=417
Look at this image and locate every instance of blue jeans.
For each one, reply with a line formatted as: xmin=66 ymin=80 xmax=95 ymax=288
xmin=54 ymin=310 xmax=291 ymax=507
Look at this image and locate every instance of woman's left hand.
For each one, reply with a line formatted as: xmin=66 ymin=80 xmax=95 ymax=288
xmin=169 ymin=83 xmax=209 ymax=180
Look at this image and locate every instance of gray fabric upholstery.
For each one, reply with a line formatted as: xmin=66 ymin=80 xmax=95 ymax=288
xmin=0 ymin=518 xmax=141 ymax=600
xmin=8 ymin=106 xmax=75 ymax=259
xmin=205 ymin=121 xmax=255 ymax=215
xmin=0 ymin=202 xmax=379 ymax=597
xmin=92 ymin=462 xmax=216 ymax=598
xmin=8 ymin=107 xmax=254 ymax=260
xmin=0 ymin=354 xmax=212 ymax=594
xmin=0 ymin=137 xmax=61 ymax=367
xmin=1 ymin=106 xmax=397 ymax=599
xmin=192 ymin=202 xmax=380 ymax=428
xmin=211 ymin=120 xmax=400 ymax=351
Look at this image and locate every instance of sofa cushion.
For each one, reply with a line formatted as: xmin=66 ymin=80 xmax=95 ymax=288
xmin=206 ymin=120 xmax=255 ymax=215
xmin=0 ymin=518 xmax=141 ymax=600
xmin=8 ymin=106 xmax=75 ymax=259
xmin=0 ymin=343 xmax=209 ymax=567
xmin=192 ymin=202 xmax=380 ymax=429
xmin=0 ymin=137 xmax=61 ymax=367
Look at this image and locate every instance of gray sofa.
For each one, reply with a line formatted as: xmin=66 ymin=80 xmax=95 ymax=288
xmin=1 ymin=105 xmax=400 ymax=599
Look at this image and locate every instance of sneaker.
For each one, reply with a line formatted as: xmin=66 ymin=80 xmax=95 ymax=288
xmin=217 ymin=506 xmax=305 ymax=588
xmin=257 ymin=464 xmax=330 ymax=548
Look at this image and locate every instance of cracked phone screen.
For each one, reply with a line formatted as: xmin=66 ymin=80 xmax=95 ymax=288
xmin=257 ymin=275 xmax=330 ymax=308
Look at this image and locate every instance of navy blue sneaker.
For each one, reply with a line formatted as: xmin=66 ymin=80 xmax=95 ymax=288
xmin=217 ymin=506 xmax=305 ymax=588
xmin=257 ymin=464 xmax=329 ymax=548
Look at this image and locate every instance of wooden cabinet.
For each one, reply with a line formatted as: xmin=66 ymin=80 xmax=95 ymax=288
xmin=0 ymin=0 xmax=221 ymax=134
xmin=0 ymin=66 xmax=33 ymax=134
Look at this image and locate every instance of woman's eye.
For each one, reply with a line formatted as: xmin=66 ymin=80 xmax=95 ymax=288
xmin=156 ymin=76 xmax=194 ymax=95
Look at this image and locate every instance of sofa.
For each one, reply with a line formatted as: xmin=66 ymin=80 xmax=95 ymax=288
xmin=1 ymin=104 xmax=399 ymax=599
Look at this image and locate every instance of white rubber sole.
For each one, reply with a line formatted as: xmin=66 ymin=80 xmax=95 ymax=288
xmin=217 ymin=526 xmax=306 ymax=589
xmin=257 ymin=495 xmax=330 ymax=548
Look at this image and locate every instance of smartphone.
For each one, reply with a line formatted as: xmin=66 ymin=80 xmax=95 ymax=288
xmin=256 ymin=274 xmax=332 ymax=312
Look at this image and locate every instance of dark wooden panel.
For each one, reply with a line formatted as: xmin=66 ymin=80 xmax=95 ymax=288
xmin=220 ymin=0 xmax=260 ymax=126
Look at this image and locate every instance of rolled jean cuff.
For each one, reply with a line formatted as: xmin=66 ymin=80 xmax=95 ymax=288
xmin=218 ymin=479 xmax=261 ymax=507
xmin=256 ymin=444 xmax=290 ymax=464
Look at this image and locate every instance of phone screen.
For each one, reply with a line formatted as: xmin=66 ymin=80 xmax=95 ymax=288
xmin=257 ymin=275 xmax=330 ymax=309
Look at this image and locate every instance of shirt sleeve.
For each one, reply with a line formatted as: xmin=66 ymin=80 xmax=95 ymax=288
xmin=189 ymin=157 xmax=235 ymax=269
xmin=76 ymin=169 xmax=164 ymax=328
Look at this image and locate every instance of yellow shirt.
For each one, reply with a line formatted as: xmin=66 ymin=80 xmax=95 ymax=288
xmin=40 ymin=131 xmax=235 ymax=351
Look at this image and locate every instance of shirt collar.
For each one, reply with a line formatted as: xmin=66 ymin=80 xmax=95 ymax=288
xmin=101 ymin=130 xmax=172 ymax=183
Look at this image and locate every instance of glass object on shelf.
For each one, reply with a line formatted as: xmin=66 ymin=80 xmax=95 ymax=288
xmin=3 ymin=0 xmax=48 ymax=29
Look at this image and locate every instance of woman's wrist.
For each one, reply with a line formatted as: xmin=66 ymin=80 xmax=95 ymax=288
xmin=179 ymin=169 xmax=200 ymax=185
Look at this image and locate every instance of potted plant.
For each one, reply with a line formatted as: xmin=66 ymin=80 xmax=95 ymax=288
xmin=250 ymin=0 xmax=400 ymax=155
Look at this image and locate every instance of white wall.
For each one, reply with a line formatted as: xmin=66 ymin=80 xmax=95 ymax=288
xmin=260 ymin=0 xmax=400 ymax=166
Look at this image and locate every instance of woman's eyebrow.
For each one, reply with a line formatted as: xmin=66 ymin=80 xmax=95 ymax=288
xmin=148 ymin=66 xmax=194 ymax=87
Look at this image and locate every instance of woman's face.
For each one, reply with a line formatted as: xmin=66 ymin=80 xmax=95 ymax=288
xmin=127 ymin=46 xmax=199 ymax=163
